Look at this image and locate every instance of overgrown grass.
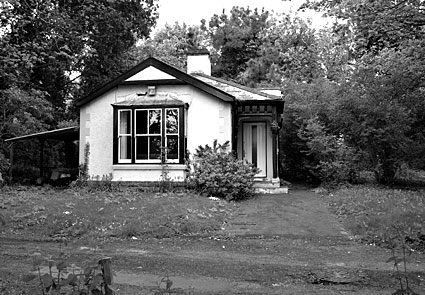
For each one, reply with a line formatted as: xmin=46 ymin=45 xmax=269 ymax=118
xmin=0 ymin=185 xmax=235 ymax=241
xmin=326 ymin=185 xmax=425 ymax=251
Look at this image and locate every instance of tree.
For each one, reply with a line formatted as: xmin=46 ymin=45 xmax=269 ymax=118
xmin=205 ymin=7 xmax=270 ymax=82
xmin=132 ymin=22 xmax=208 ymax=71
xmin=239 ymin=14 xmax=322 ymax=87
xmin=302 ymin=0 xmax=425 ymax=56
xmin=0 ymin=0 xmax=158 ymax=122
xmin=333 ymin=39 xmax=425 ymax=182
xmin=0 ymin=0 xmax=158 ymax=182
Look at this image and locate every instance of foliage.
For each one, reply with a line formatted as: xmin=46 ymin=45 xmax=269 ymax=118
xmin=74 ymin=143 xmax=90 ymax=187
xmin=0 ymin=0 xmax=158 ymax=117
xmin=240 ymin=14 xmax=322 ymax=86
xmin=278 ymin=37 xmax=425 ymax=184
xmin=299 ymin=117 xmax=360 ymax=184
xmin=331 ymin=40 xmax=425 ymax=183
xmin=191 ymin=140 xmax=259 ymax=201
xmin=25 ymin=245 xmax=115 ymax=295
xmin=0 ymin=0 xmax=158 ymax=184
xmin=205 ymin=7 xmax=270 ymax=82
xmin=0 ymin=152 xmax=10 ymax=176
xmin=302 ymin=0 xmax=425 ymax=56
xmin=133 ymin=22 xmax=208 ymax=71
xmin=279 ymin=77 xmax=341 ymax=182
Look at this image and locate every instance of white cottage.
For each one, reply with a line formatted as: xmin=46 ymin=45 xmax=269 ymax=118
xmin=76 ymin=53 xmax=284 ymax=187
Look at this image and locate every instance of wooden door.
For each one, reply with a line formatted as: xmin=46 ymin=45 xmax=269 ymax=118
xmin=243 ymin=122 xmax=266 ymax=177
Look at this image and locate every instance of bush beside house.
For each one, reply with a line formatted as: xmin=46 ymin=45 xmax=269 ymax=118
xmin=191 ymin=140 xmax=260 ymax=201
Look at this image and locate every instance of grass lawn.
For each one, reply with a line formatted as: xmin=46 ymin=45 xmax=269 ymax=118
xmin=326 ymin=185 xmax=425 ymax=251
xmin=1 ymin=183 xmax=424 ymax=294
xmin=0 ymin=185 xmax=236 ymax=241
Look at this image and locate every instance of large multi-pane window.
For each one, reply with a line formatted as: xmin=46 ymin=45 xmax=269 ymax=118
xmin=115 ymin=107 xmax=183 ymax=164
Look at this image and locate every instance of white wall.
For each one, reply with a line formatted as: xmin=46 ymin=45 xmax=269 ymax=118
xmin=79 ymin=84 xmax=233 ymax=181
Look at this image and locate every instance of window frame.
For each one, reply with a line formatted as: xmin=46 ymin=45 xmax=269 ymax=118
xmin=164 ymin=108 xmax=180 ymax=164
xmin=113 ymin=105 xmax=185 ymax=165
xmin=134 ymin=108 xmax=163 ymax=164
xmin=117 ymin=109 xmax=132 ymax=164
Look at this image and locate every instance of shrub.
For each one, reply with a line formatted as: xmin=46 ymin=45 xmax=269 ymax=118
xmin=191 ymin=140 xmax=259 ymax=201
xmin=299 ymin=117 xmax=361 ymax=184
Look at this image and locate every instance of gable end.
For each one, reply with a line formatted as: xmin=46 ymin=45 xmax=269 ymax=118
xmin=77 ymin=58 xmax=235 ymax=107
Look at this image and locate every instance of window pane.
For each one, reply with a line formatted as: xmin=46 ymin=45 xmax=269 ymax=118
xmin=149 ymin=110 xmax=161 ymax=134
xmin=119 ymin=136 xmax=132 ymax=160
xmin=136 ymin=137 xmax=148 ymax=160
xmin=149 ymin=136 xmax=161 ymax=160
xmin=119 ymin=111 xmax=131 ymax=134
xmin=166 ymin=109 xmax=178 ymax=134
xmin=135 ymin=110 xmax=147 ymax=134
xmin=167 ymin=135 xmax=178 ymax=159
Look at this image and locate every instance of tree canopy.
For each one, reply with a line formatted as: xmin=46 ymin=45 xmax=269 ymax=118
xmin=1 ymin=1 xmax=424 ymax=185
xmin=0 ymin=0 xmax=158 ymax=180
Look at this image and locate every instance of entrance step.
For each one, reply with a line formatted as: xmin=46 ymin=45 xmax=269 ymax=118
xmin=254 ymin=187 xmax=289 ymax=194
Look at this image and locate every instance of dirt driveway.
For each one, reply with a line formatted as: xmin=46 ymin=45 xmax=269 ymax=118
xmin=2 ymin=188 xmax=425 ymax=294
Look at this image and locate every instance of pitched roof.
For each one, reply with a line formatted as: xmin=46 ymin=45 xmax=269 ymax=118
xmin=76 ymin=57 xmax=234 ymax=107
xmin=192 ymin=73 xmax=283 ymax=102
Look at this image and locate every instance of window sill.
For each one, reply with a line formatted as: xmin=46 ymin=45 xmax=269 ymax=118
xmin=113 ymin=164 xmax=186 ymax=171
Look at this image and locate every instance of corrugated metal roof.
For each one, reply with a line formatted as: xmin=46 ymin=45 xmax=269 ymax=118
xmin=5 ymin=126 xmax=79 ymax=142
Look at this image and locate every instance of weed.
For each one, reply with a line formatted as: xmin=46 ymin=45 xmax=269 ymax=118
xmin=159 ymin=146 xmax=174 ymax=193
xmin=76 ymin=143 xmax=90 ymax=185
xmin=386 ymin=238 xmax=422 ymax=295
xmin=24 ymin=243 xmax=116 ymax=294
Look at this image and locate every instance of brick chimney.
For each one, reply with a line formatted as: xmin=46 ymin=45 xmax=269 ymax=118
xmin=187 ymin=48 xmax=211 ymax=76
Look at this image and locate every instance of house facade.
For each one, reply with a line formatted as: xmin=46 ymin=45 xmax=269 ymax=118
xmin=76 ymin=54 xmax=284 ymax=187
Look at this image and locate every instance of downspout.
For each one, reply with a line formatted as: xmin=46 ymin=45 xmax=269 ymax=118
xmin=231 ymin=100 xmax=238 ymax=155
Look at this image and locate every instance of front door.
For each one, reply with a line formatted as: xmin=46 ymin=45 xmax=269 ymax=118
xmin=243 ymin=122 xmax=267 ymax=177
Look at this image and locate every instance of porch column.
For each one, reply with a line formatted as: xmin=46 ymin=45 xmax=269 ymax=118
xmin=39 ymin=138 xmax=45 ymax=178
xmin=8 ymin=142 xmax=14 ymax=183
xmin=272 ymin=130 xmax=278 ymax=179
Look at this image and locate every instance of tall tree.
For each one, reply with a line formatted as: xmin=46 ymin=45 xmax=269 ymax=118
xmin=205 ymin=7 xmax=270 ymax=82
xmin=133 ymin=22 xmax=208 ymax=71
xmin=0 ymin=0 xmax=158 ymax=180
xmin=302 ymin=0 xmax=425 ymax=56
xmin=239 ymin=14 xmax=322 ymax=87
xmin=0 ymin=0 xmax=158 ymax=123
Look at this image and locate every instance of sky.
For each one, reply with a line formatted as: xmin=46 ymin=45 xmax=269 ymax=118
xmin=154 ymin=0 xmax=330 ymax=31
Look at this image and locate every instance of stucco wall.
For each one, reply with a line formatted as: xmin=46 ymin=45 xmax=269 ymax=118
xmin=79 ymin=84 xmax=232 ymax=181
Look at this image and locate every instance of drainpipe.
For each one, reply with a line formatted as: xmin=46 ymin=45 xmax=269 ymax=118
xmin=231 ymin=100 xmax=238 ymax=155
